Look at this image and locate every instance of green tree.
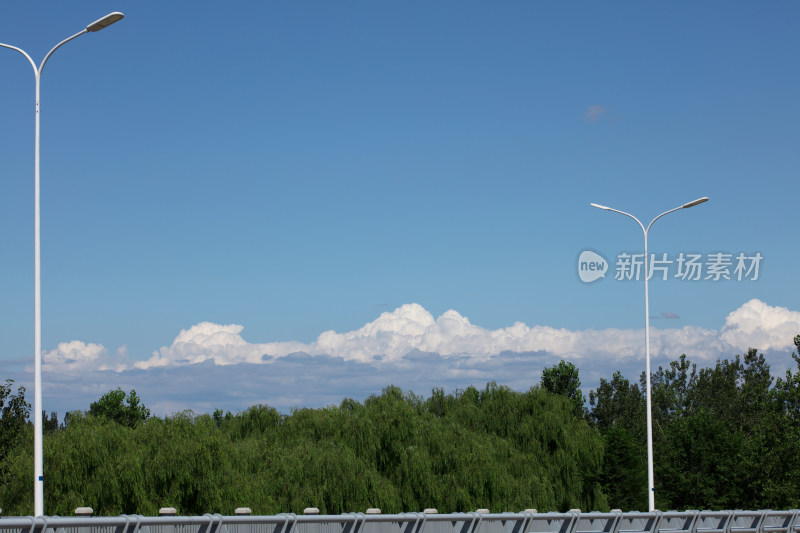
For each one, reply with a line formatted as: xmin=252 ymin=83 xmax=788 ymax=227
xmin=590 ymin=371 xmax=645 ymax=437
xmin=43 ymin=410 xmax=59 ymax=433
xmin=589 ymin=371 xmax=647 ymax=510
xmin=1 ymin=380 xmax=30 ymax=458
xmin=599 ymin=426 xmax=646 ymax=511
xmin=89 ymin=388 xmax=150 ymax=428
xmin=749 ymin=335 xmax=800 ymax=508
xmin=650 ymin=354 xmax=697 ymax=422
xmin=775 ymin=336 xmax=800 ymax=423
xmin=648 ymin=344 xmax=800 ymax=510
xmin=1 ymin=379 xmax=31 ymax=491
xmin=541 ymin=360 xmax=587 ymax=417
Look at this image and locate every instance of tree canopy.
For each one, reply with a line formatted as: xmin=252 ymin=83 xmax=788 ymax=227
xmin=0 ymin=379 xmax=30 ymax=489
xmin=542 ymin=360 xmax=587 ymax=417
xmin=89 ymin=388 xmax=150 ymax=428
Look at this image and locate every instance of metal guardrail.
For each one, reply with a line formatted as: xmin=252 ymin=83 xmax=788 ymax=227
xmin=0 ymin=510 xmax=798 ymax=533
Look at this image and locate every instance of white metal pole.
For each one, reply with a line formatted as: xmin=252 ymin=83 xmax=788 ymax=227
xmin=643 ymin=227 xmax=654 ymax=512
xmin=1 ymin=13 xmax=124 ymax=516
xmin=34 ymin=66 xmax=44 ymax=518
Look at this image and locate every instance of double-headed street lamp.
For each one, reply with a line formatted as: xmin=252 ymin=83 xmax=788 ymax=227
xmin=1 ymin=12 xmax=124 ymax=517
xmin=590 ymin=196 xmax=708 ymax=512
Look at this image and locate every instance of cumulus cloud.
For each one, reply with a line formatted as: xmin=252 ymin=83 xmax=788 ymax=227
xmin=135 ymin=322 xmax=308 ymax=369
xmin=43 ymin=341 xmax=135 ymax=374
xmin=61 ymin=299 xmax=800 ymax=373
xmin=130 ymin=303 xmax=722 ymax=371
xmin=310 ymin=306 xmax=720 ymax=363
xmin=15 ymin=299 xmax=797 ymax=415
xmin=44 ymin=341 xmax=113 ymax=372
xmin=720 ymin=299 xmax=800 ymax=352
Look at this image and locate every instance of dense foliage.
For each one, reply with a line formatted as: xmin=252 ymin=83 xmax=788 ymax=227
xmin=1 ymin=335 xmax=799 ymax=515
xmin=590 ymin=335 xmax=800 ymax=511
xmin=88 ymin=388 xmax=150 ymax=428
xmin=0 ymin=380 xmax=30 ymax=487
xmin=0 ymin=383 xmax=603 ymax=516
xmin=541 ymin=361 xmax=587 ymax=417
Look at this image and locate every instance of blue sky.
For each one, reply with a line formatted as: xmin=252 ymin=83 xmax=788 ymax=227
xmin=1 ymin=2 xmax=799 ymax=414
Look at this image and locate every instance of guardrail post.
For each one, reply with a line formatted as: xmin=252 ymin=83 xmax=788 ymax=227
xmin=159 ymin=507 xmax=177 ymax=533
xmin=72 ymin=507 xmax=93 ymax=533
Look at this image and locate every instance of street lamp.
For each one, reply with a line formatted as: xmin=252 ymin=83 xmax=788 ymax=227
xmin=590 ymin=196 xmax=708 ymax=512
xmin=1 ymin=11 xmax=124 ymax=517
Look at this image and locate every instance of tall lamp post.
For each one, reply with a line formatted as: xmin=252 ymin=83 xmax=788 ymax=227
xmin=1 ymin=12 xmax=124 ymax=517
xmin=590 ymin=196 xmax=708 ymax=512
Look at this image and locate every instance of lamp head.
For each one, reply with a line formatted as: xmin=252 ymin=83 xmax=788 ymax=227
xmin=86 ymin=12 xmax=124 ymax=32
xmin=590 ymin=203 xmax=612 ymax=211
xmin=682 ymin=197 xmax=709 ymax=209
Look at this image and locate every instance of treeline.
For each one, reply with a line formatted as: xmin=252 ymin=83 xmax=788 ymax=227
xmin=0 ymin=383 xmax=604 ymax=515
xmin=591 ymin=341 xmax=800 ymax=511
xmin=0 ymin=335 xmax=799 ymax=515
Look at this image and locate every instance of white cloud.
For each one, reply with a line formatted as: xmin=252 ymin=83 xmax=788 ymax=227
xmin=314 ymin=304 xmax=436 ymax=362
xmin=71 ymin=299 xmax=800 ymax=373
xmin=135 ymin=321 xmax=308 ymax=369
xmin=309 ymin=304 xmax=726 ymax=364
xmin=44 ymin=341 xmax=114 ymax=372
xmin=720 ymin=299 xmax=800 ymax=352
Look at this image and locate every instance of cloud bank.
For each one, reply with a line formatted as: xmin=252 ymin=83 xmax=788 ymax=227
xmin=6 ymin=299 xmax=797 ymax=415
xmin=127 ymin=299 xmax=797 ymax=371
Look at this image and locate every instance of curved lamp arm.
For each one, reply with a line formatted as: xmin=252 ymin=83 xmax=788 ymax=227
xmin=646 ymin=197 xmax=708 ymax=234
xmin=0 ymin=42 xmax=38 ymax=74
xmin=38 ymin=30 xmax=87 ymax=76
xmin=2 ymin=31 xmax=88 ymax=78
xmin=590 ymin=203 xmax=646 ymax=236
